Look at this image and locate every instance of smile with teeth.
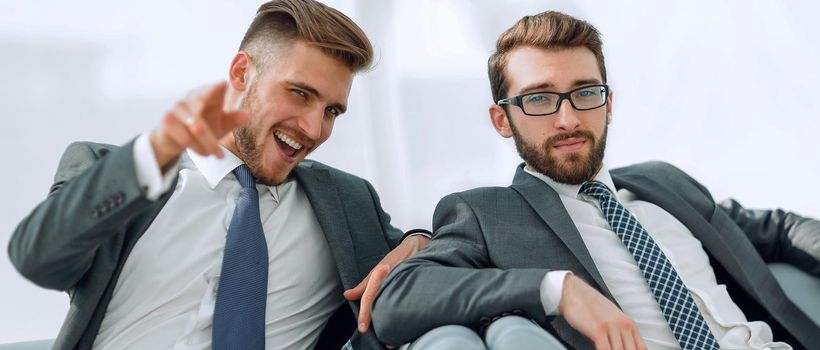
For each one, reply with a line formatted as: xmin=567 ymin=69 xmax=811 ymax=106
xmin=274 ymin=130 xmax=304 ymax=157
xmin=275 ymin=130 xmax=303 ymax=149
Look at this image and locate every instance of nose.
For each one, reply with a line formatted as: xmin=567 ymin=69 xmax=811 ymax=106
xmin=554 ymin=98 xmax=581 ymax=131
xmin=297 ymin=107 xmax=325 ymax=141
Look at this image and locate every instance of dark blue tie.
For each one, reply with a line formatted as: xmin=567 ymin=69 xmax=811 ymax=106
xmin=213 ymin=164 xmax=268 ymax=350
xmin=580 ymin=181 xmax=719 ymax=350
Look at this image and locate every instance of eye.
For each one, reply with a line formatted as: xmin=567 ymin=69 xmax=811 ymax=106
xmin=573 ymin=87 xmax=602 ymax=100
xmin=291 ymin=89 xmax=308 ymax=100
xmin=325 ymin=106 xmax=340 ymax=118
xmin=524 ymin=93 xmax=554 ymax=105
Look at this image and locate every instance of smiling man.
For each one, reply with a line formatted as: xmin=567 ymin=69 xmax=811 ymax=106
xmin=8 ymin=1 xmax=429 ymax=349
xmin=372 ymin=10 xmax=819 ymax=350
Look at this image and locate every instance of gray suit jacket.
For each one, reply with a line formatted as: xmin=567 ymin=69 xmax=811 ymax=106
xmin=372 ymin=162 xmax=820 ymax=349
xmin=8 ymin=140 xmax=405 ymax=350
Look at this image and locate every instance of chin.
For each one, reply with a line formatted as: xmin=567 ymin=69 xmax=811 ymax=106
xmin=248 ymin=160 xmax=288 ymax=186
xmin=266 ymin=168 xmax=293 ymax=186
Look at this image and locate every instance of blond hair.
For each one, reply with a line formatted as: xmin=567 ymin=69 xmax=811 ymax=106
xmin=239 ymin=0 xmax=373 ymax=73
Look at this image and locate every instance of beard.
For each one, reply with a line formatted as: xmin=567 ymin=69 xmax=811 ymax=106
xmin=232 ymin=82 xmax=281 ymax=186
xmin=510 ymin=120 xmax=607 ymax=185
xmin=232 ymin=82 xmax=316 ymax=186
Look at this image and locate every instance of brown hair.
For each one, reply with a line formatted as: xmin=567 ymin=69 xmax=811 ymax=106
xmin=488 ymin=11 xmax=606 ymax=102
xmin=239 ymin=0 xmax=373 ymax=73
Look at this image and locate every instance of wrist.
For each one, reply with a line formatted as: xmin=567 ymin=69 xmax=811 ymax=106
xmin=150 ymin=129 xmax=182 ymax=173
xmin=401 ymin=229 xmax=432 ymax=242
xmin=540 ymin=270 xmax=572 ymax=316
xmin=558 ymin=273 xmax=577 ymax=315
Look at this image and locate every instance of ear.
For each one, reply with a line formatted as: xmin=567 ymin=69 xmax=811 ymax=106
xmin=229 ymin=51 xmax=254 ymax=92
xmin=605 ymin=89 xmax=614 ymax=124
xmin=490 ymin=104 xmax=514 ymax=138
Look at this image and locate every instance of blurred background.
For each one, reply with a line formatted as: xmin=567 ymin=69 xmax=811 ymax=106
xmin=1 ymin=0 xmax=818 ymax=343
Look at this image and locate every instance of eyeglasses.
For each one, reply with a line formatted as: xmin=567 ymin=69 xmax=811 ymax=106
xmin=497 ymin=84 xmax=609 ymax=116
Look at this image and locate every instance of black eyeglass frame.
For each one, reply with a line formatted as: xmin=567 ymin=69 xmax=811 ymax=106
xmin=496 ymin=84 xmax=610 ymax=116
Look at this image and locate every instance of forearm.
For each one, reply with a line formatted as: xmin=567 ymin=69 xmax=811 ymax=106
xmin=371 ymin=249 xmax=547 ymax=346
xmin=8 ymin=142 xmax=155 ymax=290
xmin=363 ymin=179 xmax=406 ymax=248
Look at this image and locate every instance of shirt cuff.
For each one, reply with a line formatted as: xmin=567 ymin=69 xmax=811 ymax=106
xmin=401 ymin=229 xmax=432 ymax=241
xmin=539 ymin=270 xmax=572 ymax=316
xmin=134 ymin=133 xmax=179 ymax=200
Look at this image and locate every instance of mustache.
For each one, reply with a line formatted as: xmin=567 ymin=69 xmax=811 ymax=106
xmin=544 ymin=130 xmax=595 ymax=148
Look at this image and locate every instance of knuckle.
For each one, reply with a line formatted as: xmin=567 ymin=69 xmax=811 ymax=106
xmin=618 ymin=317 xmax=634 ymax=329
xmin=164 ymin=112 xmax=180 ymax=125
xmin=190 ymin=123 xmax=206 ymax=136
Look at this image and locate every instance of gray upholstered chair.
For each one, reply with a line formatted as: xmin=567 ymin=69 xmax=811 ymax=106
xmin=0 ymin=265 xmax=816 ymax=349
xmin=0 ymin=340 xmax=54 ymax=350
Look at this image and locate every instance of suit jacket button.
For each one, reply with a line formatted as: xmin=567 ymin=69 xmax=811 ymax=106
xmin=479 ymin=317 xmax=491 ymax=326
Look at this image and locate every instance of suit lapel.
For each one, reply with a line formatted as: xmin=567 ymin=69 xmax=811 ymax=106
xmin=510 ymin=166 xmax=613 ymax=299
xmin=611 ymin=173 xmax=740 ymax=278
xmin=610 ymin=172 xmax=773 ymax=303
xmin=292 ymin=162 xmax=360 ymax=289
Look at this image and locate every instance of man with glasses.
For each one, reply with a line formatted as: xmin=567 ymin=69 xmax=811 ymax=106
xmin=371 ymin=10 xmax=819 ymax=350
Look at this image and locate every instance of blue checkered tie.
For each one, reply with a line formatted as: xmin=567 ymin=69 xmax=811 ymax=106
xmin=580 ymin=181 xmax=719 ymax=350
xmin=212 ymin=164 xmax=268 ymax=350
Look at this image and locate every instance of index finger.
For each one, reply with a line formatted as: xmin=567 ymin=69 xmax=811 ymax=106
xmin=199 ymin=81 xmax=228 ymax=116
xmin=357 ymin=263 xmax=390 ymax=333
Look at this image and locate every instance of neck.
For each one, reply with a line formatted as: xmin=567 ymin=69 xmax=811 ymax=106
xmin=220 ymin=134 xmax=242 ymax=160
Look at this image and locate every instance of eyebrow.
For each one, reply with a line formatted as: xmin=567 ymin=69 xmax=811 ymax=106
xmin=518 ymin=79 xmax=602 ymax=94
xmin=289 ymin=81 xmax=347 ymax=114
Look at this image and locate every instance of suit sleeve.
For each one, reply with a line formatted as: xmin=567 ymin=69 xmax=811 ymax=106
xmin=719 ymin=198 xmax=820 ymax=276
xmin=8 ymin=140 xmax=161 ymax=290
xmin=371 ymin=193 xmax=548 ymax=346
xmin=363 ymin=180 xmax=404 ymax=249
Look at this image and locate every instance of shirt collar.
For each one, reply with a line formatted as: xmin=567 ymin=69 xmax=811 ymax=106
xmin=523 ymin=163 xmax=618 ymax=200
xmin=187 ymin=147 xmax=281 ymax=201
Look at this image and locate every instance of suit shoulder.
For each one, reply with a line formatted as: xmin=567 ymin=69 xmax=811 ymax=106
xmin=613 ymin=160 xmax=712 ymax=199
xmin=613 ymin=160 xmax=683 ymax=176
xmin=299 ymin=159 xmax=366 ymax=185
xmin=441 ymin=186 xmax=518 ymax=206
xmin=454 ymin=186 xmax=515 ymax=196
xmin=612 ymin=160 xmax=696 ymax=183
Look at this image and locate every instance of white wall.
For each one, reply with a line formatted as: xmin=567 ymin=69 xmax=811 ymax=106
xmin=1 ymin=0 xmax=818 ymax=343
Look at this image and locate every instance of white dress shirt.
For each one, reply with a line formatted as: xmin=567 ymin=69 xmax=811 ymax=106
xmin=531 ymin=165 xmax=790 ymax=350
xmin=92 ymin=134 xmax=344 ymax=349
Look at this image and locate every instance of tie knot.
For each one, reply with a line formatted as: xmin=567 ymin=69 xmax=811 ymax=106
xmin=232 ymin=164 xmax=256 ymax=189
xmin=580 ymin=181 xmax=612 ymax=201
